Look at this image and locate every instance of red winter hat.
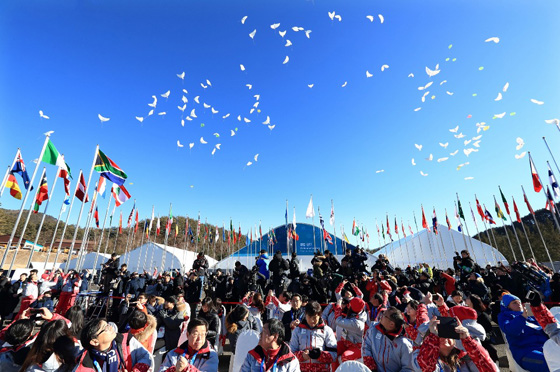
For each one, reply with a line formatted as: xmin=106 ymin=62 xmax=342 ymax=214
xmin=449 ymin=305 xmax=477 ymax=321
xmin=350 ymin=297 xmax=366 ymax=314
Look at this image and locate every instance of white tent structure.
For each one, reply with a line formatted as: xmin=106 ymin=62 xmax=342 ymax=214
xmin=374 ymin=224 xmax=508 ymax=269
xmin=118 ymin=242 xmax=217 ymax=273
xmin=64 ymin=252 xmax=111 ymax=271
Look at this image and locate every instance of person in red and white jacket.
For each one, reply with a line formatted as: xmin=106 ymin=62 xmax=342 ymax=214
xmin=290 ymin=301 xmax=337 ymax=372
xmin=413 ymin=316 xmax=498 ymax=372
xmin=334 ymin=296 xmax=367 ymax=364
xmin=334 ymin=279 xmax=363 ymax=301
xmin=14 ymin=272 xmax=39 ymax=320
xmin=55 ymin=270 xmax=81 ymax=315
xmin=265 ymin=290 xmax=292 ymax=320
xmin=404 ymin=300 xmax=430 ymax=348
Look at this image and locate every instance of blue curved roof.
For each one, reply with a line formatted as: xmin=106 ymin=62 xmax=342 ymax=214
xmin=232 ymin=222 xmax=357 ymax=256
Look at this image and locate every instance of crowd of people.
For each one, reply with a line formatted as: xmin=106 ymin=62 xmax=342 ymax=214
xmin=1 ymin=246 xmax=560 ymax=372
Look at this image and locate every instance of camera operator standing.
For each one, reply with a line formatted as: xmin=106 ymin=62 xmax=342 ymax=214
xmin=269 ymin=251 xmax=289 ymax=294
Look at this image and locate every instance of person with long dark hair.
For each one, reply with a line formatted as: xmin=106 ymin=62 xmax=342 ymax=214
xmin=197 ymin=298 xmax=220 ymax=349
xmin=226 ymin=305 xmax=258 ymax=351
xmin=64 ymin=306 xmax=84 ymax=340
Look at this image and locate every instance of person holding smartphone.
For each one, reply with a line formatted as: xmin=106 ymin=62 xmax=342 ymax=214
xmin=414 ymin=316 xmax=498 ymax=372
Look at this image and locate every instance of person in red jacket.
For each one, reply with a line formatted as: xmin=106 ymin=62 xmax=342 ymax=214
xmin=414 ymin=316 xmax=498 ymax=372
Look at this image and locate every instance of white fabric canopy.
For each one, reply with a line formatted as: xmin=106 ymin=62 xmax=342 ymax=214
xmin=374 ymin=224 xmax=508 ymax=269
xmin=64 ymin=252 xmax=111 ymax=271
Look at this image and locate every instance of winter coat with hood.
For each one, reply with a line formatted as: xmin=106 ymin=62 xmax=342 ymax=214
xmin=226 ymin=312 xmax=259 ymax=351
xmin=362 ymin=322 xmax=414 ymax=372
xmin=333 ymin=304 xmax=367 ymax=344
xmin=289 ymin=318 xmax=337 ymax=372
xmin=157 ymin=306 xmax=187 ymax=351
xmin=404 ymin=302 xmax=430 ymax=348
xmin=158 ymin=339 xmax=218 ymax=372
xmin=413 ymin=331 xmax=498 ymax=372
xmin=240 ymin=343 xmax=300 ymax=372
xmin=498 ymin=299 xmax=549 ymax=365
xmin=256 ymin=254 xmax=270 ymax=280
xmin=130 ymin=314 xmax=158 ymax=353
xmin=197 ymin=309 xmax=220 ymax=348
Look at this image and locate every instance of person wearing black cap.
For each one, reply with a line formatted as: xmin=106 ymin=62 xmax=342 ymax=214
xmin=101 ymin=253 xmax=120 ymax=293
xmin=269 ymin=251 xmax=289 ymax=294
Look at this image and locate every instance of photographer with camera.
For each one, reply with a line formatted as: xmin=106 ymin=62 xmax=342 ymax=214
xmin=269 ymin=251 xmax=290 ymax=295
xmin=289 ymin=301 xmax=337 ymax=372
xmin=414 ymin=315 xmax=498 ymax=372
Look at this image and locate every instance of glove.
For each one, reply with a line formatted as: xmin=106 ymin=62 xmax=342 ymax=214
xmin=308 ymin=348 xmax=322 ymax=359
xmin=529 ymin=291 xmax=543 ymax=307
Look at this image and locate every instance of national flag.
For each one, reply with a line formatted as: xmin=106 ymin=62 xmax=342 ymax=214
xmin=432 ymin=208 xmax=438 ymax=234
xmin=381 ymin=223 xmax=385 ymax=239
xmin=454 ymin=204 xmax=462 ymax=232
xmin=284 ymin=207 xmax=288 ymax=226
xmin=119 ymin=211 xmax=123 ymax=234
xmin=247 ymin=231 xmax=251 ymax=246
xmin=188 ymin=226 xmax=194 ymax=242
xmin=111 ymin=184 xmax=130 ymax=206
xmin=4 ymin=174 xmax=22 ymax=200
xmin=11 ymin=149 xmax=32 ymax=190
xmin=94 ymin=206 xmax=99 ymax=228
xmin=513 ymin=197 xmax=522 ymax=223
xmin=166 ymin=217 xmax=172 ymax=235
xmin=33 ymin=173 xmax=49 ymax=213
xmin=135 ymin=210 xmax=139 ymax=233
xmin=457 ymin=198 xmax=465 ymax=220
xmin=409 ymin=223 xmax=414 ymax=236
xmin=196 ymin=215 xmax=201 ymax=238
xmin=94 ymin=149 xmax=128 ymax=186
xmin=529 ymin=154 xmax=543 ymax=193
xmin=156 ymin=216 xmax=161 ymax=235
xmin=323 ymin=229 xmax=333 ymax=244
xmin=238 ymin=226 xmax=242 ymax=242
xmin=494 ymin=198 xmax=506 ymax=221
xmin=445 ymin=211 xmax=451 ymax=230
xmin=127 ymin=202 xmax=135 ymax=228
xmin=223 ymin=225 xmax=226 ymax=242
xmin=305 ymin=196 xmax=315 ymax=218
xmin=75 ymin=172 xmax=89 ymax=203
xmin=233 ymin=229 xmax=237 ymax=244
xmin=330 ymin=203 xmax=335 ymax=226
xmin=352 ymin=219 xmax=356 ymax=235
xmin=292 ymin=208 xmax=297 ymax=231
xmin=148 ymin=206 xmax=154 ymax=237
xmin=475 ymin=198 xmax=485 ymax=219
xmin=484 ymin=206 xmax=496 ymax=224
xmin=394 ymin=218 xmax=398 ymax=234
xmin=319 ymin=213 xmax=325 ymax=230
xmin=58 ymin=166 xmax=70 ymax=196
xmin=342 ymin=231 xmax=350 ymax=243
xmin=41 ymin=140 xmax=72 ymax=186
xmin=226 ymin=230 xmax=230 ymax=244
xmin=548 ymin=163 xmax=560 ymax=198
xmin=470 ymin=205 xmax=479 ymax=228
xmin=259 ymin=223 xmax=262 ymax=240
xmin=546 ymin=186 xmax=556 ymax=213
xmin=97 ymin=176 xmax=106 ymax=199
xmin=215 ymin=225 xmax=219 ymax=242
xmin=523 ymin=190 xmax=535 ymax=215
xmin=499 ymin=187 xmax=510 ymax=215
xmin=144 ymin=220 xmax=149 ymax=237
xmin=250 ymin=228 xmax=253 ymax=244
xmin=421 ymin=207 xmax=429 ymax=230
xmin=402 ymin=223 xmax=406 ymax=237
xmin=175 ymin=223 xmax=179 ymax=238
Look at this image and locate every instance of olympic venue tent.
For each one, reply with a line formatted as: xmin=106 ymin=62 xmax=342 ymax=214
xmin=64 ymin=252 xmax=111 ymax=271
xmin=213 ymin=223 xmax=377 ymax=272
xmin=374 ymin=224 xmax=508 ymax=269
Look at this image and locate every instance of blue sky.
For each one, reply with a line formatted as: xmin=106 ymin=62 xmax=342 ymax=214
xmin=1 ymin=0 xmax=559 ymax=249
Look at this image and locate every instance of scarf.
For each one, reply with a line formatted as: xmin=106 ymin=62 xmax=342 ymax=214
xmin=90 ymin=341 xmax=120 ymax=372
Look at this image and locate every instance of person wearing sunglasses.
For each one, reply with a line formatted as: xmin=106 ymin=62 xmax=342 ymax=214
xmin=74 ymin=318 xmax=152 ymax=372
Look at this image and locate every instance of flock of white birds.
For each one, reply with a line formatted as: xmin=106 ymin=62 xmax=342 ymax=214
xmin=37 ymin=10 xmax=559 ymax=180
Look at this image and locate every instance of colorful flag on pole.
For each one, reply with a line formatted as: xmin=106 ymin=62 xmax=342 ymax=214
xmin=455 ymin=204 xmax=462 ymax=232
xmin=432 ymin=208 xmax=438 ymax=234
xmin=342 ymin=231 xmax=350 ymax=243
xmin=513 ymin=197 xmax=522 ymax=223
xmin=156 ymin=216 xmax=161 ymax=235
xmin=381 ymin=223 xmax=385 ymax=239
xmin=445 ymin=211 xmax=451 ymax=230
xmin=148 ymin=206 xmax=154 ymax=237
xmin=119 ymin=211 xmax=123 ymax=234
xmin=94 ymin=206 xmax=99 ymax=228
xmin=352 ymin=219 xmax=357 ymax=235
xmin=408 ymin=223 xmax=414 ymax=236
xmin=97 ymin=176 xmax=106 ymax=199
xmin=457 ymin=198 xmax=465 ymax=220
xmin=58 ymin=166 xmax=70 ymax=196
xmin=4 ymin=174 xmax=22 ymax=200
xmin=394 ymin=218 xmax=398 ymax=234
xmin=484 ymin=207 xmax=496 ymax=224
xmin=324 ymin=229 xmax=333 ymax=244
xmin=494 ymin=199 xmax=506 ymax=221
xmin=11 ymin=149 xmax=32 ymax=190
xmin=523 ymin=190 xmax=535 ymax=215
xmin=548 ymin=163 xmax=560 ymax=198
xmin=402 ymin=223 xmax=406 ymax=237
xmin=75 ymin=172 xmax=89 ymax=203
xmin=94 ymin=149 xmax=128 ymax=186
xmin=499 ymin=187 xmax=510 ymax=215
xmin=41 ymin=139 xmax=72 ymax=182
xmin=529 ymin=154 xmax=543 ymax=193
xmin=33 ymin=173 xmax=48 ymax=213
xmin=546 ymin=186 xmax=556 ymax=213
xmin=475 ymin=198 xmax=485 ymax=220
xmin=111 ymin=184 xmax=130 ymax=207
xmin=421 ymin=207 xmax=429 ymax=230
xmin=127 ymin=202 xmax=135 ymax=228
xmin=135 ymin=210 xmax=139 ymax=233
xmin=330 ymin=203 xmax=335 ymax=226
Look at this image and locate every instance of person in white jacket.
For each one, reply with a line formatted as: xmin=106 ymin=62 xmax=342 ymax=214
xmin=290 ymin=301 xmax=337 ymax=372
xmin=240 ymin=319 xmax=300 ymax=372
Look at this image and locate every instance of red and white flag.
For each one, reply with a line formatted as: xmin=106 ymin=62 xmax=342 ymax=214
xmin=530 ymin=154 xmax=543 ymax=193
xmin=75 ymin=172 xmax=89 ymax=203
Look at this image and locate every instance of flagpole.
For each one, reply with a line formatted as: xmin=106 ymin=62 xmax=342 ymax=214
xmin=43 ymin=191 xmax=68 ymax=271
xmin=530 ymin=152 xmax=560 ymax=233
xmin=412 ymin=211 xmax=425 ymax=268
xmin=375 ymin=219 xmax=381 ymax=249
xmin=445 ymin=209 xmax=458 ymax=254
xmin=51 ymin=173 xmax=80 ymax=272
xmin=522 ymin=185 xmax=555 ymax=270
xmin=493 ymin=195 xmax=516 ymax=261
xmin=514 ymin=196 xmax=533 ymax=261
xmin=468 ymin=202 xmax=492 ymax=265
xmin=331 ymin=200 xmax=337 ymax=255
xmin=1 ymin=135 xmax=51 ymax=270
xmin=26 ymin=169 xmax=60 ymax=268
xmin=76 ymin=182 xmax=99 ymax=272
xmin=182 ymin=217 xmax=189 ymax=274
xmin=481 ymin=204 xmax=500 ymax=263
xmin=0 ymin=149 xmax=20 ymax=197
xmin=67 ymin=145 xmax=99 ymax=271
xmin=91 ymin=193 xmax=114 ymax=278
xmin=0 ymin=166 xmax=11 ymax=198
xmin=455 ymin=195 xmax=476 ymax=260
xmin=6 ymin=167 xmax=47 ymax=273
xmin=161 ymin=203 xmax=172 ymax=273
xmin=309 ymin=195 xmax=316 ymax=251
xmin=399 ymin=218 xmax=412 ymax=268
xmin=406 ymin=220 xmax=418 ymax=266
xmin=543 ymin=137 xmax=560 ymax=176
xmin=500 ymin=187 xmax=525 ymax=261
